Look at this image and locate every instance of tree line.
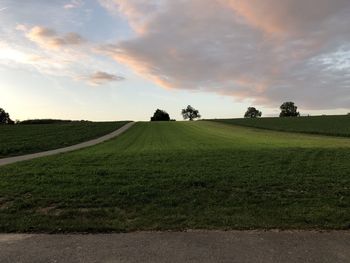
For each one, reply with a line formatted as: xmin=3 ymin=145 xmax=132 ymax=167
xmin=0 ymin=102 xmax=302 ymax=125
xmin=151 ymin=105 xmax=201 ymax=121
xmin=151 ymin=102 xmax=300 ymax=121
xmin=244 ymin=102 xmax=300 ymax=119
xmin=0 ymin=108 xmax=91 ymax=125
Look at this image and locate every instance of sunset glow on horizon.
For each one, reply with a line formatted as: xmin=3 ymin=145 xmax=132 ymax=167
xmin=1 ymin=0 xmax=350 ymax=121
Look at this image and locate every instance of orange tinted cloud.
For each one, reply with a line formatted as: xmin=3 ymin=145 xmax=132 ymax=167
xmin=223 ymin=0 xmax=350 ymax=37
xmin=26 ymin=26 xmax=85 ymax=50
xmin=97 ymin=44 xmax=173 ymax=89
xmin=81 ymin=71 xmax=125 ymax=85
xmin=98 ymin=0 xmax=165 ymax=34
xmin=96 ymin=0 xmax=350 ymax=109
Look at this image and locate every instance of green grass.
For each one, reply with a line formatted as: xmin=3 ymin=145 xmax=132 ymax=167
xmin=0 ymin=121 xmax=129 ymax=158
xmin=0 ymin=121 xmax=349 ymax=232
xmin=212 ymin=115 xmax=350 ymax=137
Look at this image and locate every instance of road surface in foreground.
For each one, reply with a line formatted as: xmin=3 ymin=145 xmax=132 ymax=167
xmin=0 ymin=231 xmax=349 ymax=263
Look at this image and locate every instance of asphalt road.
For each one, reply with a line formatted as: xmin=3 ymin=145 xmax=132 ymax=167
xmin=0 ymin=231 xmax=349 ymax=263
xmin=0 ymin=122 xmax=135 ymax=167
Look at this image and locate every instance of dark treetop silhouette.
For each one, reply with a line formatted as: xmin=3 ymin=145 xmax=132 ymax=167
xmin=280 ymin=102 xmax=300 ymax=117
xmin=181 ymin=105 xmax=201 ymax=121
xmin=151 ymin=109 xmax=171 ymax=121
xmin=0 ymin=107 xmax=14 ymax=124
xmin=244 ymin=107 xmax=262 ymax=118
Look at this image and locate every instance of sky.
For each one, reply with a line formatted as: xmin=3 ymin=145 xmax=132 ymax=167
xmin=1 ymin=0 xmax=350 ymax=121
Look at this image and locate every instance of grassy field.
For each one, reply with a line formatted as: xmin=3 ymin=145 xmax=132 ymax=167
xmin=212 ymin=115 xmax=350 ymax=137
xmin=0 ymin=121 xmax=129 ymax=158
xmin=0 ymin=121 xmax=349 ymax=232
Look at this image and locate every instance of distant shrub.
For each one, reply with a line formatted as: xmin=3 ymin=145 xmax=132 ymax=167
xmin=19 ymin=119 xmax=90 ymax=125
xmin=0 ymin=107 xmax=14 ymax=125
xmin=244 ymin=107 xmax=262 ymax=118
xmin=279 ymin=102 xmax=300 ymax=117
xmin=151 ymin=109 xmax=170 ymax=121
xmin=182 ymin=105 xmax=201 ymax=121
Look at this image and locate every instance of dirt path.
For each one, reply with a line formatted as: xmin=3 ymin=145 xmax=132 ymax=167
xmin=0 ymin=231 xmax=349 ymax=263
xmin=0 ymin=122 xmax=135 ymax=167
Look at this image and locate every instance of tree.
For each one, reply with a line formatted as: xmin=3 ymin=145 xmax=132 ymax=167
xmin=150 ymin=109 xmax=170 ymax=121
xmin=0 ymin=108 xmax=14 ymax=124
xmin=181 ymin=105 xmax=201 ymax=121
xmin=244 ymin=107 xmax=262 ymax=118
xmin=279 ymin=102 xmax=300 ymax=117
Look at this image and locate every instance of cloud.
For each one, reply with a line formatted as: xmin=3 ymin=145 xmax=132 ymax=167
xmin=15 ymin=24 xmax=28 ymax=31
xmin=98 ymin=0 xmax=166 ymax=34
xmin=25 ymin=26 xmax=86 ymax=50
xmin=223 ymin=0 xmax=350 ymax=37
xmin=79 ymin=71 xmax=125 ymax=85
xmin=64 ymin=0 xmax=84 ymax=9
xmin=0 ymin=40 xmax=75 ymax=77
xmin=2 ymin=24 xmax=122 ymax=87
xmin=98 ymin=0 xmax=350 ymax=109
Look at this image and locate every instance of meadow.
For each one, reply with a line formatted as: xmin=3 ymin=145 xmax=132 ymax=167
xmin=0 ymin=121 xmax=349 ymax=232
xmin=0 ymin=121 xmax=128 ymax=158
xmin=212 ymin=115 xmax=350 ymax=137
